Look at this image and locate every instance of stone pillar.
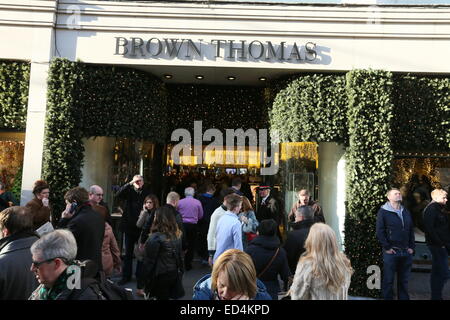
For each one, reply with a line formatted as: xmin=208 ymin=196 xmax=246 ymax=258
xmin=318 ymin=142 xmax=346 ymax=249
xmin=20 ymin=27 xmax=56 ymax=204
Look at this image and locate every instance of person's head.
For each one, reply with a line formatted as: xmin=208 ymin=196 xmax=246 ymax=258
xmin=0 ymin=182 xmax=5 ymax=194
xmin=151 ymin=205 xmax=181 ymax=239
xmin=231 ymin=177 xmax=242 ymax=190
xmin=387 ymin=188 xmax=402 ymax=204
xmin=220 ymin=188 xmax=236 ymax=204
xmin=185 ymin=187 xmax=195 ymax=197
xmin=33 ymin=180 xmax=50 ymax=200
xmin=295 ymin=205 xmax=314 ymax=222
xmin=64 ymin=187 xmax=89 ymax=205
xmin=302 ymin=223 xmax=353 ymax=293
xmin=297 ymin=189 xmax=310 ymax=205
xmin=205 ymin=183 xmax=216 ymax=195
xmin=88 ymin=185 xmax=104 ymax=205
xmin=0 ymin=206 xmax=33 ymax=238
xmin=258 ymin=186 xmax=270 ymax=198
xmin=166 ymin=191 xmax=180 ymax=208
xmin=30 ymin=229 xmax=77 ymax=288
xmin=413 ymin=191 xmax=425 ymax=204
xmin=399 ymin=186 xmax=408 ymax=197
xmin=144 ymin=194 xmax=159 ymax=211
xmin=240 ymin=196 xmax=253 ymax=213
xmin=133 ymin=175 xmax=144 ymax=189
xmin=431 ymin=189 xmax=448 ymax=205
xmin=257 ymin=219 xmax=278 ymax=237
xmin=211 ymin=249 xmax=257 ymax=300
xmin=224 ymin=194 xmax=243 ymax=213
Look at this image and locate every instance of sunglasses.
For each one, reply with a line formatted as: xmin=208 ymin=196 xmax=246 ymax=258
xmin=32 ymin=257 xmax=67 ymax=268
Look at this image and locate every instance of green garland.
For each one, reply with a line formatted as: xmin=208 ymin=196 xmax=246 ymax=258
xmin=43 ymin=58 xmax=168 ymax=216
xmin=42 ymin=59 xmax=85 ymax=218
xmin=0 ymin=61 xmax=30 ymax=130
xmin=392 ymin=75 xmax=450 ymax=152
xmin=269 ymin=74 xmax=348 ymax=143
xmin=344 ymin=69 xmax=394 ymax=298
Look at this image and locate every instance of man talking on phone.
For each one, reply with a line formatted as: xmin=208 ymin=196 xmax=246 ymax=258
xmin=58 ymin=187 xmax=105 ymax=273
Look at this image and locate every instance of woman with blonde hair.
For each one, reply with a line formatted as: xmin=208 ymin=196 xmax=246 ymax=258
xmin=193 ymin=249 xmax=271 ymax=300
xmin=289 ymin=223 xmax=353 ymax=300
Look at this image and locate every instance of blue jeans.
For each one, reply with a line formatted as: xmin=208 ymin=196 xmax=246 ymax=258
xmin=382 ymin=249 xmax=412 ymax=300
xmin=428 ymin=245 xmax=449 ymax=300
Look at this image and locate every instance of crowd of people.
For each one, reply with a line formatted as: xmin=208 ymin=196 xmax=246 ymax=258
xmin=0 ymin=173 xmax=449 ymax=301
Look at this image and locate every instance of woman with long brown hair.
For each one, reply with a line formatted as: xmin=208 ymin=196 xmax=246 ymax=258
xmin=289 ymin=223 xmax=353 ymax=300
xmin=140 ymin=205 xmax=184 ymax=300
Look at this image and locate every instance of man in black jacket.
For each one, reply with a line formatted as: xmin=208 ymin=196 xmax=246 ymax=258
xmin=376 ymin=188 xmax=415 ymax=300
xmin=115 ymin=175 xmax=152 ymax=285
xmin=283 ymin=206 xmax=315 ymax=274
xmin=0 ymin=206 xmax=39 ymax=299
xmin=256 ymin=186 xmax=283 ymax=241
xmin=423 ymin=189 xmax=449 ymax=300
xmin=58 ymin=187 xmax=105 ymax=273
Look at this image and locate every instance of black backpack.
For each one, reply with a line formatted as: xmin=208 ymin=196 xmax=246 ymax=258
xmin=71 ymin=271 xmax=134 ymax=300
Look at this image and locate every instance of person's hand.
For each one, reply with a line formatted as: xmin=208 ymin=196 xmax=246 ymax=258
xmin=7 ymin=201 xmax=13 ymax=207
xmin=385 ymin=249 xmax=396 ymax=254
xmin=240 ymin=216 xmax=248 ymax=224
xmin=407 ymin=248 xmax=414 ymax=255
xmin=139 ymin=243 xmax=145 ymax=251
xmin=42 ymin=198 xmax=49 ymax=207
xmin=61 ymin=203 xmax=74 ymax=219
xmin=115 ymin=266 xmax=122 ymax=274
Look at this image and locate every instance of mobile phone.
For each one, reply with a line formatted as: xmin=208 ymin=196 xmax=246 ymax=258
xmin=69 ymin=201 xmax=78 ymax=213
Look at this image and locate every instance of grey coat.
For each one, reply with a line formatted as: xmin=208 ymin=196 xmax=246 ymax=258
xmin=0 ymin=236 xmax=39 ymax=300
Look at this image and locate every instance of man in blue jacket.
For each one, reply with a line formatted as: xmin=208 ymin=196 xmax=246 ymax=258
xmin=376 ymin=188 xmax=415 ymax=300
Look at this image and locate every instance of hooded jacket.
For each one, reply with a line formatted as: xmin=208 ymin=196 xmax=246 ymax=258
xmin=192 ymin=274 xmax=272 ymax=300
xmin=376 ymin=202 xmax=415 ymax=251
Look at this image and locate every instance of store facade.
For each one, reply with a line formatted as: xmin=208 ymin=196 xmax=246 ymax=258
xmin=1 ymin=0 xmax=449 ymax=297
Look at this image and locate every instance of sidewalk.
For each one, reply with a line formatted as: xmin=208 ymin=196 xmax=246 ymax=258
xmin=114 ymin=259 xmax=450 ymax=300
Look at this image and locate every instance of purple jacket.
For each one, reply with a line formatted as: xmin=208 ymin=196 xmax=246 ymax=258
xmin=178 ymin=196 xmax=204 ymax=224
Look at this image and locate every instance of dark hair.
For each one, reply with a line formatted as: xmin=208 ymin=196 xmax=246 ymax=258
xmin=151 ymin=206 xmax=181 ymax=240
xmin=144 ymin=194 xmax=160 ymax=209
xmin=33 ymin=180 xmax=49 ymax=197
xmin=0 ymin=206 xmax=33 ymax=235
xmin=220 ymin=187 xmax=236 ymax=199
xmin=64 ymin=187 xmax=89 ymax=204
xmin=231 ymin=177 xmax=242 ymax=187
xmin=205 ymin=183 xmax=216 ymax=193
xmin=257 ymin=219 xmax=278 ymax=237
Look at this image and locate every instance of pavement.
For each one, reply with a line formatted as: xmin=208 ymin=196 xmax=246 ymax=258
xmin=112 ymin=258 xmax=450 ymax=300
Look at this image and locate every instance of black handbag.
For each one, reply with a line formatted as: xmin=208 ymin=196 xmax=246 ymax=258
xmin=170 ymin=240 xmax=185 ymax=299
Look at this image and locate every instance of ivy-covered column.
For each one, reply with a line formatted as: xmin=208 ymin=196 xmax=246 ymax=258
xmin=344 ymin=69 xmax=395 ymax=298
xmin=42 ymin=59 xmax=85 ymax=220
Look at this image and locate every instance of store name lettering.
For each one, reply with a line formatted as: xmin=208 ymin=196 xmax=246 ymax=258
xmin=114 ymin=37 xmax=317 ymax=62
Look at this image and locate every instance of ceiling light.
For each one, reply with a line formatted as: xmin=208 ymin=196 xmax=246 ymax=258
xmin=259 ymin=77 xmax=267 ymax=81
xmin=227 ymin=76 xmax=236 ymax=81
xmin=195 ymin=75 xmax=204 ymax=80
xmin=163 ymin=74 xmax=173 ymax=79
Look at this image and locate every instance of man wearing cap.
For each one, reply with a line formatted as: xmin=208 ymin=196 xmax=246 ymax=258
xmin=256 ymin=186 xmax=283 ymax=240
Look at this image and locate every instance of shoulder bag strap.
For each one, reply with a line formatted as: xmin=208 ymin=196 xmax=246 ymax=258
xmin=258 ymin=247 xmax=280 ymax=278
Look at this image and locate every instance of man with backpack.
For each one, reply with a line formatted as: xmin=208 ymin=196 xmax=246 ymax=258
xmin=29 ymin=229 xmax=132 ymax=300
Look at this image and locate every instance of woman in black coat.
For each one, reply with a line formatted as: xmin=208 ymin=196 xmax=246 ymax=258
xmin=245 ymin=219 xmax=291 ymax=300
xmin=140 ymin=206 xmax=184 ymax=300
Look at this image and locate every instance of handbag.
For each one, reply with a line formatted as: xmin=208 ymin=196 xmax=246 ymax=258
xmin=246 ymin=232 xmax=258 ymax=243
xmin=257 ymin=247 xmax=280 ymax=278
xmin=169 ymin=240 xmax=185 ymax=299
